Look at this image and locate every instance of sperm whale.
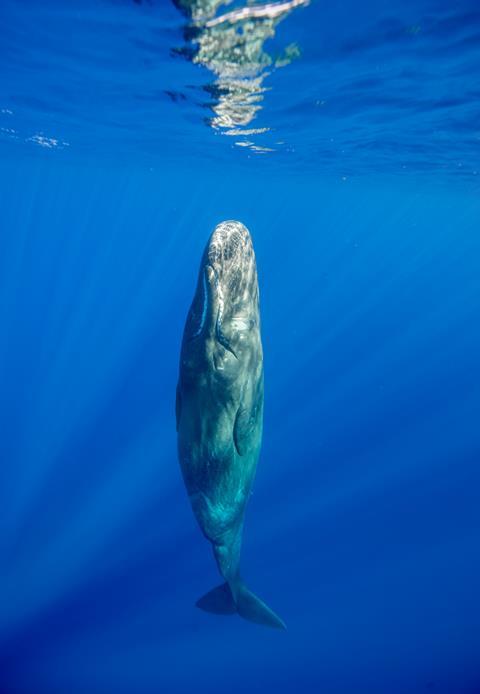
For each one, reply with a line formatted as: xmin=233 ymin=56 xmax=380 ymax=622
xmin=176 ymin=220 xmax=285 ymax=629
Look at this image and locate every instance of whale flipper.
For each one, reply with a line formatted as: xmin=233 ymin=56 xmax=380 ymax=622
xmin=197 ymin=580 xmax=286 ymax=629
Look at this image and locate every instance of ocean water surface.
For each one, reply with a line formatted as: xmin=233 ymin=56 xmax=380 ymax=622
xmin=1 ymin=1 xmax=480 ymax=693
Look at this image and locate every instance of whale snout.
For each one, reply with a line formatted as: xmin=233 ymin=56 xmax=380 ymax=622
xmin=183 ymin=220 xmax=259 ymax=356
xmin=207 ymin=220 xmax=253 ymax=276
xmin=205 ymin=221 xmax=257 ymax=306
xmin=201 ymin=221 xmax=259 ymax=360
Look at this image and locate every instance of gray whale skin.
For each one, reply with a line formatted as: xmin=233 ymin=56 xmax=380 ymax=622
xmin=176 ymin=220 xmax=285 ymax=630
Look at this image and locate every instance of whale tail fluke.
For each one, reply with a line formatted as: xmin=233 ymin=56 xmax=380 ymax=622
xmin=196 ymin=580 xmax=286 ymax=630
xmin=196 ymin=582 xmax=237 ymax=614
xmin=234 ymin=581 xmax=286 ymax=630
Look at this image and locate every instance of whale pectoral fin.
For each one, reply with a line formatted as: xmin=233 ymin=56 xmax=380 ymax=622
xmin=233 ymin=406 xmax=253 ymax=456
xmin=175 ymin=384 xmax=182 ymax=432
xmin=196 ymin=583 xmax=236 ymax=615
xmin=234 ymin=382 xmax=263 ymax=456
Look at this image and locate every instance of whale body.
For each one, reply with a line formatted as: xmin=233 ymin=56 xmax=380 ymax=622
xmin=176 ymin=220 xmax=285 ymax=629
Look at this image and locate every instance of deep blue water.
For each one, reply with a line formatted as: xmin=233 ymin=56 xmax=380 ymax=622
xmin=1 ymin=1 xmax=480 ymax=693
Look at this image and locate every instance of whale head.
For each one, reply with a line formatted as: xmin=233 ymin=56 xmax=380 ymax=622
xmin=182 ymin=220 xmax=261 ymax=376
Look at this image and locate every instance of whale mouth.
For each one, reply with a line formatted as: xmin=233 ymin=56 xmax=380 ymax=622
xmin=206 ymin=263 xmax=238 ymax=360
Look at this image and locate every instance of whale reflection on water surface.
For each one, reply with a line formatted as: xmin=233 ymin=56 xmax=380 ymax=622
xmin=173 ymin=0 xmax=309 ymax=150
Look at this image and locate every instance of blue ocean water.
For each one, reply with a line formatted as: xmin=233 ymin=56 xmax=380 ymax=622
xmin=1 ymin=1 xmax=480 ymax=692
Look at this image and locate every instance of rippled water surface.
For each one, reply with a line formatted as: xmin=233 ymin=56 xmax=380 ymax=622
xmin=1 ymin=2 xmax=480 ymax=694
xmin=1 ymin=0 xmax=479 ymax=177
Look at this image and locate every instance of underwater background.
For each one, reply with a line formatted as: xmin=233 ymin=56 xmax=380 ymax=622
xmin=1 ymin=0 xmax=480 ymax=692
